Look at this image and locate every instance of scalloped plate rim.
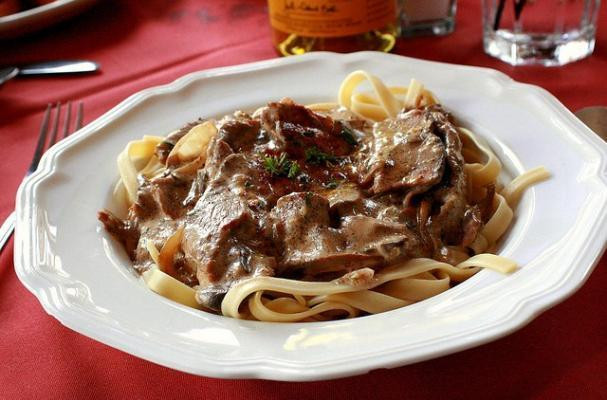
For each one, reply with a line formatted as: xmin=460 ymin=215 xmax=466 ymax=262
xmin=14 ymin=52 xmax=607 ymax=381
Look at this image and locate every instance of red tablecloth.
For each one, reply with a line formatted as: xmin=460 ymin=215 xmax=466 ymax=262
xmin=1 ymin=1 xmax=606 ymax=398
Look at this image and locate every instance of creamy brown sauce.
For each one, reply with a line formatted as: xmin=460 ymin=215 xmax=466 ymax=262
xmin=99 ymin=99 xmax=494 ymax=311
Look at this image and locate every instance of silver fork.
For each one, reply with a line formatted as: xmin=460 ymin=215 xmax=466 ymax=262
xmin=0 ymin=102 xmax=84 ymax=252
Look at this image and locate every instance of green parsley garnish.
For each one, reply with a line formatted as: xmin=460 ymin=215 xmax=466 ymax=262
xmin=263 ymin=153 xmax=286 ymax=175
xmin=287 ymin=161 xmax=300 ymax=179
xmin=262 ymin=153 xmax=301 ymax=179
xmin=305 ymin=146 xmax=337 ymax=165
xmin=341 ymin=126 xmax=358 ymax=147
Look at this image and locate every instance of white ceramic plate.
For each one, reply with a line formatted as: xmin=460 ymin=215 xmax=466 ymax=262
xmin=0 ymin=0 xmax=97 ymax=39
xmin=14 ymin=52 xmax=607 ymax=381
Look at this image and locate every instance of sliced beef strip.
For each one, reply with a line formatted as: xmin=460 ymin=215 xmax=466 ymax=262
xmin=129 ymin=170 xmax=195 ymax=221
xmin=203 ymin=137 xmax=234 ymax=182
xmin=339 ymin=215 xmax=428 ymax=261
xmin=427 ymin=107 xmax=467 ymax=239
xmin=150 ymin=174 xmax=193 ymax=219
xmin=182 ymin=154 xmax=276 ymax=310
xmin=428 ymin=182 xmax=468 ymax=247
xmin=104 ymin=176 xmax=189 ymax=274
xmin=255 ymin=100 xmax=369 ymax=201
xmin=427 ymin=106 xmax=465 ymax=180
xmin=326 ymin=183 xmax=363 ymax=218
xmin=98 ymin=210 xmax=140 ymax=260
xmin=261 ymin=99 xmax=357 ymax=158
xmin=270 ymin=192 xmax=384 ymax=276
xmin=270 ymin=192 xmax=427 ymax=277
xmin=131 ymin=179 xmax=159 ymax=220
xmin=102 ymin=170 xmax=194 ymax=276
xmin=357 ymin=192 xmax=423 ymax=234
xmin=215 ymin=116 xmax=262 ymax=153
xmin=361 ymin=105 xmax=480 ymax=258
xmin=364 ymin=108 xmax=446 ymax=198
xmin=422 ymin=106 xmax=479 ymax=255
xmin=182 ymin=115 xmax=266 ymax=209
xmin=184 ymin=128 xmax=234 ymax=206
xmin=262 ymin=99 xmax=326 ymax=137
xmin=101 ymin=176 xmax=188 ymax=271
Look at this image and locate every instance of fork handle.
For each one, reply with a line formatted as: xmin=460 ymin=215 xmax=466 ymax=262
xmin=0 ymin=211 xmax=16 ymax=252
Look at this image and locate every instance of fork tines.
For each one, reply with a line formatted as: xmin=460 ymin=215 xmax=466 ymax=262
xmin=27 ymin=101 xmax=84 ymax=175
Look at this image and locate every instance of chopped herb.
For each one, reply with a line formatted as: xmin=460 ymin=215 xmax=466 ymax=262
xmin=263 ymin=153 xmax=287 ymax=175
xmin=305 ymin=146 xmax=337 ymax=165
xmin=287 ymin=161 xmax=300 ymax=179
xmin=340 ymin=126 xmax=358 ymax=147
xmin=244 ymin=181 xmax=253 ymax=189
xmin=262 ymin=153 xmax=301 ymax=179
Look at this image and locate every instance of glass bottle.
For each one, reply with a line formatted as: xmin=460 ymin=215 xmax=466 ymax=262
xmin=267 ymin=0 xmax=400 ymax=56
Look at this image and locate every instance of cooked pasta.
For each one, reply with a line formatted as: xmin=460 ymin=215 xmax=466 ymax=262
xmin=99 ymin=71 xmax=549 ymax=322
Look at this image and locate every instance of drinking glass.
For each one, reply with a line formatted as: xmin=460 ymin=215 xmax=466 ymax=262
xmin=482 ymin=0 xmax=601 ymax=66
xmin=401 ymin=0 xmax=457 ymax=36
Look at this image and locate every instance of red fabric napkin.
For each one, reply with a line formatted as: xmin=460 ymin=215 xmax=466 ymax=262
xmin=1 ymin=0 xmax=606 ymax=398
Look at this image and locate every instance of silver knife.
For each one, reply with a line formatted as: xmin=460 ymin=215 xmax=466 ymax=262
xmin=0 ymin=60 xmax=100 ymax=84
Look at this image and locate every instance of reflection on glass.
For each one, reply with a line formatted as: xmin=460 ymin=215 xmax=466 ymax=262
xmin=482 ymin=0 xmax=601 ymax=66
xmin=401 ymin=0 xmax=457 ymax=36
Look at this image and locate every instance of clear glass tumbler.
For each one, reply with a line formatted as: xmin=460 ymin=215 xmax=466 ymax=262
xmin=482 ymin=0 xmax=601 ymax=66
xmin=401 ymin=0 xmax=457 ymax=36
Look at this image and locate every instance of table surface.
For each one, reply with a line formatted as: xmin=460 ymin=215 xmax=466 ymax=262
xmin=1 ymin=1 xmax=606 ymax=398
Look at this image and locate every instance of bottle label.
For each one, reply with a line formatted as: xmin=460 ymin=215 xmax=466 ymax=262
xmin=268 ymin=0 xmax=397 ymax=38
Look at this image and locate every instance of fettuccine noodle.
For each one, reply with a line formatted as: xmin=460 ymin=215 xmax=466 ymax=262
xmin=111 ymin=71 xmax=549 ymax=322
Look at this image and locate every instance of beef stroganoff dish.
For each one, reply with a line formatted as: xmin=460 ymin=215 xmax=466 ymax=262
xmin=99 ymin=71 xmax=549 ymax=322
